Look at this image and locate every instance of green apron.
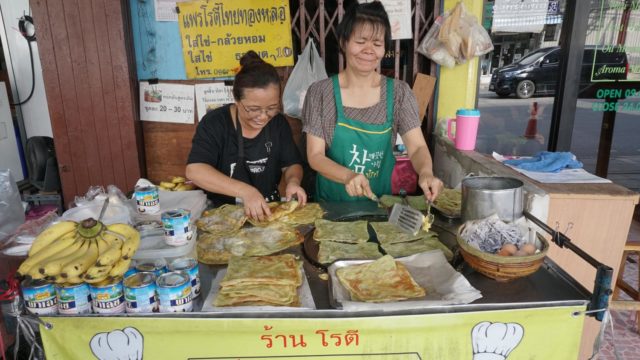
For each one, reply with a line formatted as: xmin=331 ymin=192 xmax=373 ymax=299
xmin=316 ymin=75 xmax=396 ymax=201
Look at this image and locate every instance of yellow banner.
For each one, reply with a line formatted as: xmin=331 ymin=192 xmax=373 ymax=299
xmin=178 ymin=0 xmax=294 ymax=79
xmin=41 ymin=306 xmax=585 ymax=359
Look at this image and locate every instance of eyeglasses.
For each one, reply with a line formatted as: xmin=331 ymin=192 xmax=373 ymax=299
xmin=239 ymin=101 xmax=280 ymax=118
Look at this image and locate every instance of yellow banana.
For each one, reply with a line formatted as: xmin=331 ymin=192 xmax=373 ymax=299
xmin=95 ymin=234 xmax=123 ymax=267
xmin=38 ymin=235 xmax=85 ymax=277
xmin=83 ymin=263 xmax=114 ymax=283
xmin=121 ymin=232 xmax=140 ymax=260
xmin=106 ymin=224 xmax=140 ymax=260
xmin=159 ymin=181 xmax=176 ymax=189
xmin=18 ymin=231 xmax=80 ymax=276
xmin=95 ymin=235 xmax=111 ymax=255
xmin=108 ymin=258 xmax=132 ymax=280
xmin=171 ymin=176 xmax=186 ymax=184
xmin=28 ymin=221 xmax=77 ymax=256
xmin=60 ymin=241 xmax=99 ymax=279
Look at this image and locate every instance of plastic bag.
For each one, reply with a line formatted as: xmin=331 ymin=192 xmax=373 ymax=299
xmin=0 ymin=169 xmax=25 ymax=244
xmin=283 ymin=41 xmax=328 ymax=119
xmin=417 ymin=2 xmax=493 ymax=67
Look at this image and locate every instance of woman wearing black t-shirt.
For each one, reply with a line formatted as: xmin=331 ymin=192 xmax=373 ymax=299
xmin=186 ymin=51 xmax=307 ymax=221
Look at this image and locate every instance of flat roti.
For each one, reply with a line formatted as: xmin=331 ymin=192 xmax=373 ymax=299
xmin=248 ymin=201 xmax=299 ymax=226
xmin=381 ymin=237 xmax=453 ymax=261
xmin=280 ymin=203 xmax=325 ymax=225
xmin=318 ymin=241 xmax=382 ymax=264
xmin=370 ymin=222 xmax=433 ymax=245
xmin=222 ymin=254 xmax=302 ymax=287
xmin=196 ymin=224 xmax=302 ymax=264
xmin=313 ymin=219 xmax=369 ymax=243
xmin=197 ymin=204 xmax=247 ymax=233
xmin=336 ymin=255 xmax=425 ymax=303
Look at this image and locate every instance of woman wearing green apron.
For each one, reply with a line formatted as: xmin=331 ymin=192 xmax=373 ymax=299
xmin=303 ymin=2 xmax=443 ymax=202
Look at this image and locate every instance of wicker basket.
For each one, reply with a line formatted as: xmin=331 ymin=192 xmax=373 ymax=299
xmin=456 ymin=225 xmax=549 ymax=282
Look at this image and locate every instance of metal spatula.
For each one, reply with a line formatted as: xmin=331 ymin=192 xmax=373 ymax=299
xmin=388 ymin=189 xmax=425 ymax=236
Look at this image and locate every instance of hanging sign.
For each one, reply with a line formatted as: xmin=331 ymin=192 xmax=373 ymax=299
xmin=195 ymin=83 xmax=235 ymax=121
xmin=40 ymin=306 xmax=585 ymax=359
xmin=139 ymin=82 xmax=195 ymax=124
xmin=177 ymin=0 xmax=294 ymax=79
xmin=492 ymin=0 xmax=549 ymax=33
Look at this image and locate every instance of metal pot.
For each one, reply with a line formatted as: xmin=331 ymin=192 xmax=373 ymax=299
xmin=461 ymin=177 xmax=523 ymax=222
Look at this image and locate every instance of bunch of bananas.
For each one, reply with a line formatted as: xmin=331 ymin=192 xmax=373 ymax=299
xmin=158 ymin=176 xmax=196 ymax=191
xmin=17 ymin=218 xmax=140 ymax=285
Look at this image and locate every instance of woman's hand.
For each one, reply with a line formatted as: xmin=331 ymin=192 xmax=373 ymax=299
xmin=240 ymin=186 xmax=272 ymax=221
xmin=285 ymin=182 xmax=307 ymax=206
xmin=418 ymin=173 xmax=444 ymax=202
xmin=344 ymin=172 xmax=374 ymax=199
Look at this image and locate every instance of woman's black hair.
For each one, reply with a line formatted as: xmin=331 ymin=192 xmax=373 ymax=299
xmin=335 ymin=1 xmax=392 ymax=52
xmin=232 ymin=50 xmax=280 ymax=101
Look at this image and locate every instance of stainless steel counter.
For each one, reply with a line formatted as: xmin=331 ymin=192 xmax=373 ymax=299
xmin=190 ymin=201 xmax=591 ymax=318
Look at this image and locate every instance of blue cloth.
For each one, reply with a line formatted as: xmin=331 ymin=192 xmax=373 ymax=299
xmin=503 ymin=151 xmax=583 ymax=173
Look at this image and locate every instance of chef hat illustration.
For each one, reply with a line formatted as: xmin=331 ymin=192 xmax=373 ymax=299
xmin=471 ymin=321 xmax=524 ymax=360
xmin=90 ymin=327 xmax=144 ymax=360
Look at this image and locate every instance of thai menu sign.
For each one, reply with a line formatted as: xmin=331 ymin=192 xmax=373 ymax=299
xmin=40 ymin=307 xmax=585 ymax=359
xmin=177 ymin=0 xmax=294 ymax=79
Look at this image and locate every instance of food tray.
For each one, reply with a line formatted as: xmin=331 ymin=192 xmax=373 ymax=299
xmin=201 ymin=267 xmax=316 ymax=312
xmin=327 ymin=251 xmax=482 ymax=311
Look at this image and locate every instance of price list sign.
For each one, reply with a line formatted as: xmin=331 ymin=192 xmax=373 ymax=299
xmin=139 ymin=82 xmax=195 ymax=124
xmin=177 ymin=0 xmax=294 ymax=79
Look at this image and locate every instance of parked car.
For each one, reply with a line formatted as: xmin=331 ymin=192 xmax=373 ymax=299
xmin=489 ymin=46 xmax=629 ymax=99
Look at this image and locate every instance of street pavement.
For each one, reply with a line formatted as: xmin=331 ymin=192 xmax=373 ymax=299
xmin=475 ymin=75 xmax=640 ymax=192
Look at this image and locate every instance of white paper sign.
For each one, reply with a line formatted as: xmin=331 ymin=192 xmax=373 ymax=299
xmin=359 ymin=0 xmax=412 ymax=40
xmin=154 ymin=0 xmax=191 ymax=22
xmin=139 ymin=82 xmax=195 ymax=124
xmin=194 ymin=83 xmax=235 ymax=122
xmin=492 ymin=0 xmax=549 ymax=33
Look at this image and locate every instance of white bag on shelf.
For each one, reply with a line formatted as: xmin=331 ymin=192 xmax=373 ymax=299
xmin=282 ymin=41 xmax=327 ymax=119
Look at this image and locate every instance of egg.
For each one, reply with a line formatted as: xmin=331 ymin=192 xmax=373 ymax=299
xmin=521 ymin=243 xmax=537 ymax=255
xmin=513 ymin=249 xmax=529 ymax=257
xmin=497 ymin=248 xmax=512 ymax=256
xmin=500 ymin=243 xmax=518 ymax=255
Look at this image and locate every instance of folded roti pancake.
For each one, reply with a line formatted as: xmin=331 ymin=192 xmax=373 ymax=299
xmin=280 ymin=203 xmax=325 ymax=225
xmin=318 ymin=241 xmax=383 ymax=264
xmin=313 ymin=219 xmax=369 ymax=244
xmin=214 ymin=284 xmax=298 ymax=307
xmin=381 ymin=237 xmax=453 ymax=261
xmin=370 ymin=222 xmax=428 ymax=245
xmin=196 ymin=224 xmax=302 ymax=264
xmin=221 ymin=254 xmax=302 ymax=287
xmin=247 ymin=201 xmax=299 ymax=226
xmin=196 ymin=204 xmax=247 ymax=233
xmin=336 ymin=255 xmax=425 ymax=302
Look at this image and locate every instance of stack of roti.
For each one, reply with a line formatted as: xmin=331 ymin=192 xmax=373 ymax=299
xmin=336 ymin=255 xmax=425 ymax=302
xmin=370 ymin=222 xmax=453 ymax=261
xmin=214 ymin=254 xmax=302 ymax=307
xmin=313 ymin=219 xmax=382 ymax=264
xmin=198 ymin=223 xmax=302 ymax=264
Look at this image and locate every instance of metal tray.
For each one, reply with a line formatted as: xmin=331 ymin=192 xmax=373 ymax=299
xmin=327 ymin=251 xmax=482 ymax=310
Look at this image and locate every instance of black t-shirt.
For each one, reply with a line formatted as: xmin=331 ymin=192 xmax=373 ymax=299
xmin=187 ymin=104 xmax=302 ymax=206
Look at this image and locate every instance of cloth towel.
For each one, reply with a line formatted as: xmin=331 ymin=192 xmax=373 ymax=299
xmin=503 ymin=151 xmax=583 ymax=173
